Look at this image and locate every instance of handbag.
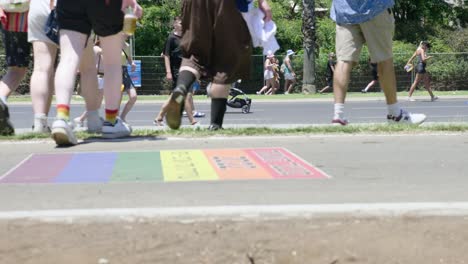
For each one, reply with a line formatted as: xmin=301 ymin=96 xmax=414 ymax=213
xmin=44 ymin=0 xmax=59 ymax=44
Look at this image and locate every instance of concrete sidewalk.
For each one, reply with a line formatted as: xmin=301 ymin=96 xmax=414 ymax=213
xmin=1 ymin=133 xmax=468 ymax=263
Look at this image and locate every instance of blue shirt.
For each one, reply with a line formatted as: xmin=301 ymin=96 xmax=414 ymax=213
xmin=236 ymin=0 xmax=252 ymax=12
xmin=330 ymin=0 xmax=394 ymax=24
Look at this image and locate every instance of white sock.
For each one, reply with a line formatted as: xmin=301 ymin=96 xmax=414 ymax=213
xmin=387 ymin=103 xmax=401 ymax=117
xmin=333 ymin=103 xmax=345 ymax=120
xmin=34 ymin=113 xmax=47 ymax=119
xmin=0 ymin=96 xmax=7 ymax=104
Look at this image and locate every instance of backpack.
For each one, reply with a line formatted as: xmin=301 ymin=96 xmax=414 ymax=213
xmin=280 ymin=63 xmax=286 ymax=74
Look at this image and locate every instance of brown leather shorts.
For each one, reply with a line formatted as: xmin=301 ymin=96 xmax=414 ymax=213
xmin=180 ymin=0 xmax=252 ymax=84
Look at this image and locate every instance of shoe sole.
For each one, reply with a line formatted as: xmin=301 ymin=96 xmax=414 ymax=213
xmin=101 ymin=131 xmax=131 ymax=139
xmin=51 ymin=127 xmax=77 ymax=146
xmin=166 ymin=88 xmax=185 ymax=130
xmin=0 ymin=101 xmax=14 ymax=136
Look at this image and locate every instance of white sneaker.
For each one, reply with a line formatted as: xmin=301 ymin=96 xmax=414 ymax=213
xmin=387 ymin=109 xmax=426 ymax=125
xmin=51 ymin=119 xmax=77 ymax=146
xmin=33 ymin=116 xmax=50 ymax=133
xmin=408 ymin=97 xmax=416 ymax=102
xmin=102 ymin=118 xmax=132 ymax=139
xmin=86 ymin=111 xmax=103 ymax=133
xmin=73 ymin=117 xmax=84 ymax=128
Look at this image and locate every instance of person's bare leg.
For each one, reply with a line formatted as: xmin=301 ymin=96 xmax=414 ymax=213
xmin=79 ymin=37 xmax=101 ymax=112
xmin=55 ymin=30 xmax=87 ymax=108
xmin=30 ymin=42 xmax=57 ymax=116
xmin=100 ymin=34 xmax=124 ymax=113
xmin=120 ymin=87 xmax=137 ymax=122
xmin=0 ymin=66 xmax=28 ymax=98
xmin=184 ymin=93 xmax=196 ymax=125
xmin=333 ymin=61 xmax=353 ymax=104
xmin=423 ymin=74 xmax=435 ymax=98
xmin=408 ymin=74 xmax=422 ymax=98
xmin=377 ymin=58 xmax=398 ymax=105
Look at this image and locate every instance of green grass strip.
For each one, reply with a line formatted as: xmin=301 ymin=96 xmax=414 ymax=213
xmin=1 ymin=123 xmax=467 ymax=141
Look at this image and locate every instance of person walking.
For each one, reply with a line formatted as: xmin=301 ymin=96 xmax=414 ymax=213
xmin=319 ymin=52 xmax=336 ymax=94
xmin=164 ymin=0 xmax=271 ymax=131
xmin=282 ymin=49 xmax=296 ymax=94
xmin=361 ymin=58 xmax=378 ymax=93
xmin=0 ymin=1 xmax=30 ymax=135
xmin=51 ymin=0 xmax=142 ymax=146
xmin=119 ymin=38 xmax=138 ymax=123
xmin=153 ymin=16 xmax=201 ymax=127
xmin=406 ymin=41 xmax=438 ymax=102
xmin=256 ymin=51 xmax=275 ymax=95
xmin=330 ymin=0 xmax=426 ymax=126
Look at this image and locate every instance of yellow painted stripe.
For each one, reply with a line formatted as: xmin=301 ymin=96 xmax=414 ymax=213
xmin=161 ymin=150 xmax=218 ymax=182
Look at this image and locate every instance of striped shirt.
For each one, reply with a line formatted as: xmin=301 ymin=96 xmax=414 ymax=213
xmin=2 ymin=11 xmax=28 ymax=32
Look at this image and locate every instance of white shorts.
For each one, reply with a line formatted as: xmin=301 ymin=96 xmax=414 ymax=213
xmin=264 ymin=69 xmax=274 ymax=80
xmin=284 ymin=73 xmax=295 ymax=80
xmin=27 ymin=0 xmax=58 ymax=46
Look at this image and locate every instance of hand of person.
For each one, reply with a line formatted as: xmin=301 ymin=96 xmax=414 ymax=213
xmin=0 ymin=8 xmax=6 ymax=28
xmin=121 ymin=0 xmax=143 ymax=18
xmin=131 ymin=62 xmax=136 ymax=72
xmin=258 ymin=0 xmax=272 ymax=22
xmin=166 ymin=72 xmax=173 ymax=81
xmin=426 ymin=56 xmax=433 ymax=60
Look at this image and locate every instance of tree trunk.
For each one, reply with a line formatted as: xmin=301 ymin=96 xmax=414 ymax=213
xmin=302 ymin=0 xmax=316 ymax=94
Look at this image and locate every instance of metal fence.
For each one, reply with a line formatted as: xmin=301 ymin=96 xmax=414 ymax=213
xmin=1 ymin=52 xmax=467 ymax=95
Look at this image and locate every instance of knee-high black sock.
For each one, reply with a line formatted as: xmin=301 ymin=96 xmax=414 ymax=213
xmin=175 ymin=70 xmax=196 ymax=94
xmin=211 ymin=98 xmax=227 ymax=128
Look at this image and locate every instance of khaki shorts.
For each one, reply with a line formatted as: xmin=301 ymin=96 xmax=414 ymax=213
xmin=180 ymin=0 xmax=252 ymax=84
xmin=335 ymin=9 xmax=394 ymax=63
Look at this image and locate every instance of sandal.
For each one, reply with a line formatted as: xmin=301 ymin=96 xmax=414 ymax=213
xmin=153 ymin=119 xmax=164 ymax=126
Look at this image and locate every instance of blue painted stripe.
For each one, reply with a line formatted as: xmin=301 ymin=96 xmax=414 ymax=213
xmin=55 ymin=153 xmax=117 ymax=183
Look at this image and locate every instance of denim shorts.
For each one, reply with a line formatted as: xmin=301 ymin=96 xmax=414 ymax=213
xmin=1 ymin=30 xmax=31 ymax=67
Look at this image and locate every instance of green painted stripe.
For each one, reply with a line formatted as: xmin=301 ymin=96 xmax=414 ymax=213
xmin=111 ymin=152 xmax=163 ymax=182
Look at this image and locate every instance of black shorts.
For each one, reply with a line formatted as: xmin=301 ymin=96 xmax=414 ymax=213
xmin=416 ymin=62 xmax=426 ymax=74
xmin=57 ymin=0 xmax=124 ymax=37
xmin=122 ymin=66 xmax=134 ymax=91
xmin=1 ymin=30 xmax=30 ymax=67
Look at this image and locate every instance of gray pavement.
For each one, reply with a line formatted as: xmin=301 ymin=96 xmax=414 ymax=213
xmin=1 ymin=133 xmax=467 ymax=212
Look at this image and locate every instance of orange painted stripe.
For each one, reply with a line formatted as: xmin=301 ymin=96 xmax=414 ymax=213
xmin=203 ymin=149 xmax=271 ymax=180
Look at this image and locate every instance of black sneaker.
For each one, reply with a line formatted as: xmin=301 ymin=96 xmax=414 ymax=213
xmin=0 ymin=100 xmax=14 ymax=136
xmin=165 ymin=86 xmax=186 ymax=130
xmin=208 ymin=124 xmax=222 ymax=131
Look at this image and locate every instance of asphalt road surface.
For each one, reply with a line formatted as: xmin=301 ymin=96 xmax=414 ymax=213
xmin=7 ymin=97 xmax=468 ymax=130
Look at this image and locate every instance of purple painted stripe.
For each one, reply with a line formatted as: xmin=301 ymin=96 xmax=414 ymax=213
xmin=0 ymin=154 xmax=73 ymax=183
xmin=55 ymin=153 xmax=117 ymax=183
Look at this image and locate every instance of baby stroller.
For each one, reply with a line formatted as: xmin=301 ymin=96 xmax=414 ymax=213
xmin=206 ymin=80 xmax=252 ymax=113
xmin=227 ymin=80 xmax=252 ymax=114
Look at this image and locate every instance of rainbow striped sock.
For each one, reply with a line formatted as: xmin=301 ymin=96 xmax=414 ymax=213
xmin=105 ymin=109 xmax=119 ymax=124
xmin=56 ymin=104 xmax=70 ymax=120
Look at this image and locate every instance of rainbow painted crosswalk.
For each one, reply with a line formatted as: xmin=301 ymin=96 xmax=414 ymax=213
xmin=0 ymin=148 xmax=328 ymax=183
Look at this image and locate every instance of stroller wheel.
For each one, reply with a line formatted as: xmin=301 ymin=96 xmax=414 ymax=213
xmin=242 ymin=104 xmax=250 ymax=114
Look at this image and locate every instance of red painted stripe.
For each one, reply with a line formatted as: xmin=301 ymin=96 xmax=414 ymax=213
xmin=245 ymin=148 xmax=328 ymax=179
xmin=0 ymin=154 xmax=73 ymax=183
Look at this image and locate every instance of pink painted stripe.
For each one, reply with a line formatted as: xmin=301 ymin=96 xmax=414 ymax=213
xmin=245 ymin=148 xmax=328 ymax=179
xmin=0 ymin=154 xmax=73 ymax=183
